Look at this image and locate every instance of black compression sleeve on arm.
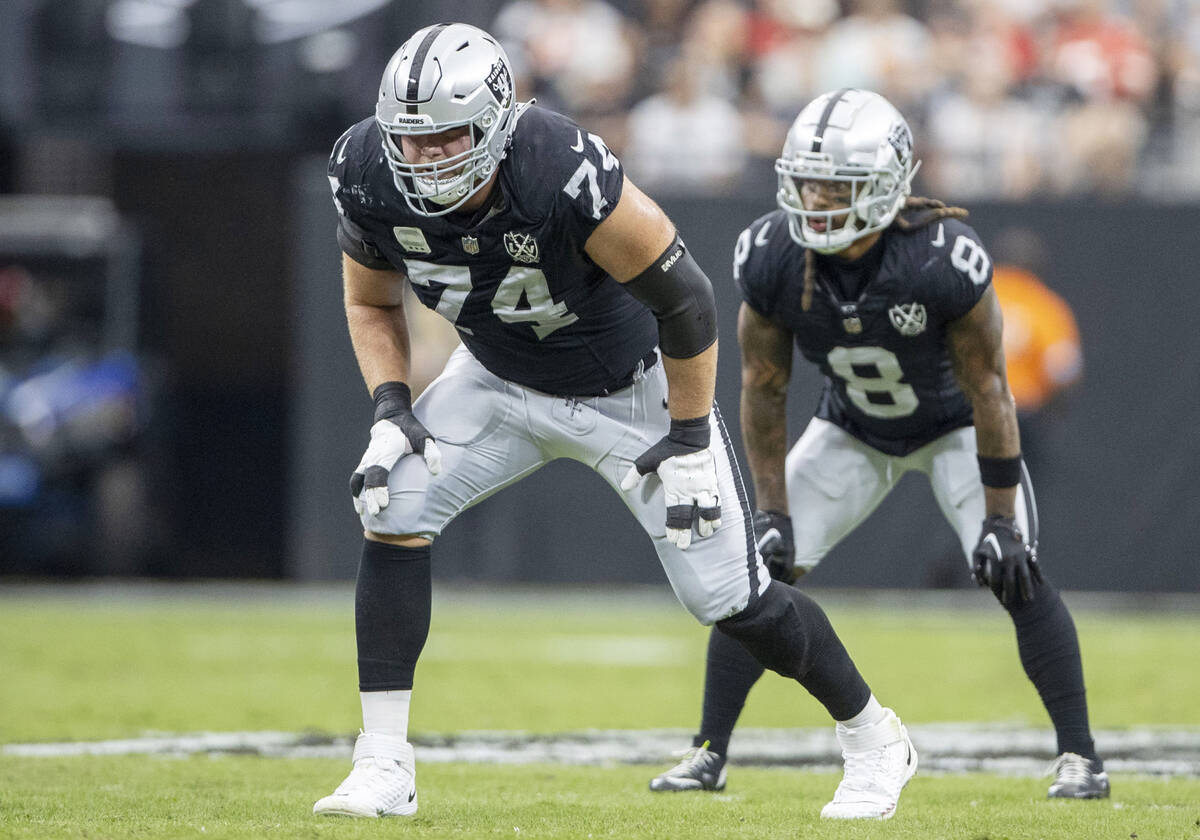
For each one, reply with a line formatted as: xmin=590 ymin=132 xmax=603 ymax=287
xmin=622 ymin=234 xmax=718 ymax=359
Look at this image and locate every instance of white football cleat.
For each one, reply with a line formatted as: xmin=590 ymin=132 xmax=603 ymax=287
xmin=821 ymin=708 xmax=917 ymax=820
xmin=313 ymin=732 xmax=418 ymax=818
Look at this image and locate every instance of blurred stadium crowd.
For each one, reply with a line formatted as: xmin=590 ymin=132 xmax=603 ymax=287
xmin=502 ymin=0 xmax=1200 ymax=199
xmin=495 ymin=0 xmax=1198 ymax=200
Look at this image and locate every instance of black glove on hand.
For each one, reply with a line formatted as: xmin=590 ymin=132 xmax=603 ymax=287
xmin=972 ymin=514 xmax=1043 ymax=605
xmin=754 ymin=509 xmax=797 ymax=583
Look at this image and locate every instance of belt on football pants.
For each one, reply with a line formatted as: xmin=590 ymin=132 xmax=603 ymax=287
xmin=598 ymin=348 xmax=659 ymax=396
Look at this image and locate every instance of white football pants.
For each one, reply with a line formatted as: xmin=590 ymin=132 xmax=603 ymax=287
xmin=786 ymin=418 xmax=1037 ymax=573
xmin=361 ymin=345 xmax=769 ymax=625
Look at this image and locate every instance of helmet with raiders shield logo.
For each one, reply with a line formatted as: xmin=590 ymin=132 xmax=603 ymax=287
xmin=775 ymin=89 xmax=920 ymax=253
xmin=376 ymin=23 xmax=518 ymax=216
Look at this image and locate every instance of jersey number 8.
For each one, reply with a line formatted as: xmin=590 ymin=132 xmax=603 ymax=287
xmin=827 ymin=345 xmax=918 ymax=419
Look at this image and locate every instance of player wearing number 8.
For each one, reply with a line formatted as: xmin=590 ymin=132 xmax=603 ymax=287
xmin=317 ymin=26 xmax=917 ymax=820
xmin=649 ymin=88 xmax=1108 ymax=803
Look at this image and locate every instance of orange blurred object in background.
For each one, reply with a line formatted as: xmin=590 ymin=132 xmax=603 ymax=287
xmin=992 ymin=265 xmax=1083 ymax=413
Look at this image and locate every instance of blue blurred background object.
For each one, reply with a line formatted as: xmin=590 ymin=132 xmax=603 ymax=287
xmin=0 ymin=195 xmax=161 ymax=575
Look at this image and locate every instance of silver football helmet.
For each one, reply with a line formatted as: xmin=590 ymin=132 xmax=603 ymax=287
xmin=376 ymin=23 xmax=518 ymax=216
xmin=775 ymin=89 xmax=920 ymax=253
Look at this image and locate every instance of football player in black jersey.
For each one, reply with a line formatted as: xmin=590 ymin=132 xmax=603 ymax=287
xmin=314 ymin=25 xmax=915 ymax=820
xmin=649 ymin=88 xmax=1108 ymax=801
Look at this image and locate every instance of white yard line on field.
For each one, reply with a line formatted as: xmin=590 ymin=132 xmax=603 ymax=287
xmin=4 ymin=726 xmax=1199 ymax=777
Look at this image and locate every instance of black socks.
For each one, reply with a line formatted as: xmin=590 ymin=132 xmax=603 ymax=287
xmin=1005 ymin=581 xmax=1097 ymax=760
xmin=355 ymin=540 xmax=432 ymax=692
xmin=694 ymin=626 xmax=765 ymax=757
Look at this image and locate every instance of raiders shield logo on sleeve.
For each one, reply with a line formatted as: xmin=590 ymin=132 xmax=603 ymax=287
xmin=889 ymin=302 xmax=927 ymax=336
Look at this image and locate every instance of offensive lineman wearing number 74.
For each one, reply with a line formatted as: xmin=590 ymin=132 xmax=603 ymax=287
xmin=316 ymin=22 xmax=917 ymax=821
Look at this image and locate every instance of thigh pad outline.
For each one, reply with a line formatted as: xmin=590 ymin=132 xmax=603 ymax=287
xmin=413 ymin=359 xmax=511 ymax=447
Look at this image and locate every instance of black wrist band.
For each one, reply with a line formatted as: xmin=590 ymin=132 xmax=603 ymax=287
xmin=977 ymin=454 xmax=1022 ymax=488
xmin=372 ymin=381 xmax=413 ymax=422
xmin=667 ymin=415 xmax=711 ymax=449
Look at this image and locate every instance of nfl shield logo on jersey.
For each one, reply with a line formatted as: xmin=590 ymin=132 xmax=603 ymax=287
xmin=504 ymin=231 xmax=539 ymax=263
xmin=889 ymin=302 xmax=927 ymax=337
xmin=839 ymin=303 xmax=862 ymax=334
xmin=461 ymin=235 xmax=480 ymax=255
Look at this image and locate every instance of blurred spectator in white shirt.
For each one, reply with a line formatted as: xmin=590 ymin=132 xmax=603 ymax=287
xmin=1163 ymin=0 xmax=1200 ymax=192
xmin=492 ymin=0 xmax=637 ymax=118
xmin=748 ymin=0 xmax=839 ymax=118
xmin=923 ymin=2 xmax=1048 ymax=199
xmin=623 ymin=53 xmax=748 ymax=195
xmin=811 ymin=0 xmax=933 ymax=110
xmin=925 ymin=47 xmax=1048 ymax=199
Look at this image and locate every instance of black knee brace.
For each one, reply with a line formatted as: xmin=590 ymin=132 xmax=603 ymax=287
xmin=355 ymin=539 xmax=432 ymax=691
xmin=717 ymin=581 xmax=870 ymax=721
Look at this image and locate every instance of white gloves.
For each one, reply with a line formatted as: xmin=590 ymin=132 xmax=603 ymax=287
xmin=621 ymin=416 xmax=722 ymax=549
xmin=350 ymin=419 xmax=442 ymax=516
xmin=350 ymin=382 xmax=441 ymax=517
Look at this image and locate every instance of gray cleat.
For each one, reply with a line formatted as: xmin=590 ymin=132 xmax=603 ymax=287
xmin=649 ymin=741 xmax=727 ymax=792
xmin=1047 ymin=752 xmax=1110 ymax=799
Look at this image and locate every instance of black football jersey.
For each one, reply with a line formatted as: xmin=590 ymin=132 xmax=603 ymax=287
xmin=734 ymin=210 xmax=991 ymax=456
xmin=328 ymin=105 xmax=658 ymax=396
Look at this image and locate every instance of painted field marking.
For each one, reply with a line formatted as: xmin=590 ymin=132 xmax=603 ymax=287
xmin=5 ymin=726 xmax=1199 ymax=777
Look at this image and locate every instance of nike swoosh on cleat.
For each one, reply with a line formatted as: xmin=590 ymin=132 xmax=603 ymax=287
xmin=408 ymin=789 xmax=416 ymax=803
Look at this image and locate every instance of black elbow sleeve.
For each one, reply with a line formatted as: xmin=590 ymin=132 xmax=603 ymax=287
xmin=622 ymin=234 xmax=718 ymax=359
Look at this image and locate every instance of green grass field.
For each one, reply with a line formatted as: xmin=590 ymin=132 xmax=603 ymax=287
xmin=1 ymin=584 xmax=1198 ymax=839
xmin=3 ymin=758 xmax=1199 ymax=840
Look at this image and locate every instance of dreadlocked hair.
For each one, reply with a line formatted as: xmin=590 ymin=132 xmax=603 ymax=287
xmin=893 ymin=195 xmax=969 ymax=232
xmin=801 ymin=248 xmax=817 ymax=312
xmin=799 ymin=196 xmax=970 ymax=311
